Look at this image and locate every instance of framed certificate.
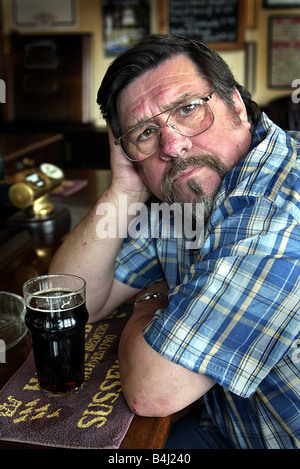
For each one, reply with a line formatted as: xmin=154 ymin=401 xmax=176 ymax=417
xmin=268 ymin=16 xmax=300 ymax=88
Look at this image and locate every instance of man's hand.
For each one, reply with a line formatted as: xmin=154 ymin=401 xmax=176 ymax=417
xmin=108 ymin=125 xmax=151 ymax=203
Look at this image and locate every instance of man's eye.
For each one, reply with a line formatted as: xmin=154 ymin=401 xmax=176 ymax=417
xmin=179 ymin=103 xmax=197 ymax=115
xmin=137 ymin=127 xmax=157 ymax=141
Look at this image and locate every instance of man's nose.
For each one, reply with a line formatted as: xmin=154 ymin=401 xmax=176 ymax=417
xmin=159 ymin=126 xmax=193 ymax=160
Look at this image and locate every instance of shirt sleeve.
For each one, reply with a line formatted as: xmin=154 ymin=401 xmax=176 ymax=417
xmin=143 ymin=195 xmax=300 ymax=398
xmin=114 ymin=234 xmax=165 ymax=289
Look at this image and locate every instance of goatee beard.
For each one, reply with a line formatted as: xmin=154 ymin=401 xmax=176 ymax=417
xmin=161 ymin=154 xmax=227 ymax=224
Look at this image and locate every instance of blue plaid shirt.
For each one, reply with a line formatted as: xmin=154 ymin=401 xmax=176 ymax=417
xmin=114 ymin=113 xmax=300 ymax=449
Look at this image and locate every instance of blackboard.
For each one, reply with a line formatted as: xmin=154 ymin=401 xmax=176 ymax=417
xmin=166 ymin=0 xmax=245 ymax=50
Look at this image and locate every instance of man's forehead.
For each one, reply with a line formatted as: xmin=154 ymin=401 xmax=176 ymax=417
xmin=129 ymin=90 xmax=200 ymax=119
xmin=117 ymin=55 xmax=206 ymax=128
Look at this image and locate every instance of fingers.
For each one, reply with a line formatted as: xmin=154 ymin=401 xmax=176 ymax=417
xmin=106 ymin=122 xmax=115 ymax=145
xmin=107 ymin=123 xmax=119 ymax=155
xmin=106 ymin=122 xmax=128 ymax=170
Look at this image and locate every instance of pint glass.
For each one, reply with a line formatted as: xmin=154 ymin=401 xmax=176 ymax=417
xmin=23 ymin=274 xmax=89 ymax=395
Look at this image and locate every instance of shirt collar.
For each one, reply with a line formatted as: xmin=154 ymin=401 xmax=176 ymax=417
xmin=215 ymin=112 xmax=282 ymax=202
xmin=249 ymin=112 xmax=273 ymax=152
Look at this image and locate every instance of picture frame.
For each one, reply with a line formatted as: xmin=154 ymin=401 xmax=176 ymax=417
xmin=268 ymin=16 xmax=300 ymax=88
xmin=102 ymin=0 xmax=151 ymax=57
xmin=11 ymin=0 xmax=78 ymax=29
xmin=264 ymin=0 xmax=300 ymax=8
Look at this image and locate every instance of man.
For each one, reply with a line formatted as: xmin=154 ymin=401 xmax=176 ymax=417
xmin=49 ymin=34 xmax=300 ymax=449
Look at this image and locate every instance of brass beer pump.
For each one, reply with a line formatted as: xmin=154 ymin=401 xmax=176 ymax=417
xmin=9 ymin=163 xmax=63 ymax=216
xmin=7 ymin=163 xmax=71 ymax=239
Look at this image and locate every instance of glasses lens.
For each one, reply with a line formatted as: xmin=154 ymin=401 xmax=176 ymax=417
xmin=122 ymin=124 xmax=160 ymax=162
xmin=168 ymin=98 xmax=213 ymax=136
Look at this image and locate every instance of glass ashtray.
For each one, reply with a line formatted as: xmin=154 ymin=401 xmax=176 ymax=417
xmin=0 ymin=291 xmax=27 ymax=350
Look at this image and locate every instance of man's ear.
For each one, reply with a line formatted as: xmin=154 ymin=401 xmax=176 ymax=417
xmin=232 ymin=89 xmax=251 ymax=129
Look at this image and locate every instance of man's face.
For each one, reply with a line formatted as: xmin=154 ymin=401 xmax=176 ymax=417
xmin=117 ymin=54 xmax=252 ymax=220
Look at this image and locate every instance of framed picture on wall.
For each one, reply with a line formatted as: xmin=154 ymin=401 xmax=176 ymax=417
xmin=102 ymin=0 xmax=151 ymax=57
xmin=268 ymin=16 xmax=300 ymax=87
xmin=11 ymin=0 xmax=78 ymax=29
xmin=264 ymin=0 xmax=300 ymax=7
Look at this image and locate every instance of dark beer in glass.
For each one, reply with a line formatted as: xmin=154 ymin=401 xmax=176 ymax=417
xmin=23 ymin=274 xmax=89 ymax=395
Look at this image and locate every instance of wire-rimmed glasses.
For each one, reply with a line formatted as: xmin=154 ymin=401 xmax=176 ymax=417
xmin=114 ymin=92 xmax=215 ymax=162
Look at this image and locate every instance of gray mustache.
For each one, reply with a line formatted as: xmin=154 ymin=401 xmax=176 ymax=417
xmin=161 ymin=153 xmax=227 ymax=188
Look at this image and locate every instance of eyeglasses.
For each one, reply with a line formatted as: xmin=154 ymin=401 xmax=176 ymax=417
xmin=114 ymin=92 xmax=215 ymax=162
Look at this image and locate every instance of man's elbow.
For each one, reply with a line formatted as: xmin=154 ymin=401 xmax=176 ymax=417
xmin=120 ymin=379 xmax=173 ymax=417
